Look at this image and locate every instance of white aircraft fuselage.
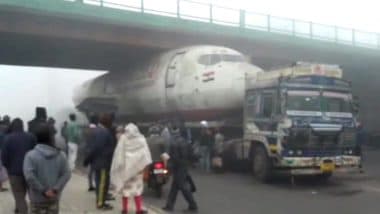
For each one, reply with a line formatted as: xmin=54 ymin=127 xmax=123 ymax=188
xmin=73 ymin=46 xmax=262 ymax=124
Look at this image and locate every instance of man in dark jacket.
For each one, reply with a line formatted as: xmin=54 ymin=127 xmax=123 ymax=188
xmin=23 ymin=123 xmax=71 ymax=214
xmin=2 ymin=118 xmax=37 ymax=214
xmin=60 ymin=121 xmax=68 ymax=155
xmin=28 ymin=107 xmax=47 ymax=136
xmin=163 ymin=126 xmax=198 ymax=212
xmin=83 ymin=114 xmax=114 ymax=210
xmin=84 ymin=114 xmax=98 ymax=192
xmin=199 ymin=122 xmax=213 ymax=172
xmin=0 ymin=115 xmax=11 ymax=133
xmin=47 ymin=117 xmax=57 ymax=136
xmin=0 ymin=115 xmax=11 ymax=192
xmin=104 ymin=113 xmax=117 ymax=201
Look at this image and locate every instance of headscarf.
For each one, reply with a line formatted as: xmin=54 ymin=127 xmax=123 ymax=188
xmin=116 ymin=125 xmax=124 ymax=137
xmin=111 ymin=123 xmax=152 ymax=193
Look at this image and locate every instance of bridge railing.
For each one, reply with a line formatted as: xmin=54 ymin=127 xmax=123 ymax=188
xmin=63 ymin=0 xmax=380 ymax=49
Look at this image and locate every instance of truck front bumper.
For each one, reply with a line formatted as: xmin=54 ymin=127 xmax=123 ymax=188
xmin=288 ymin=165 xmax=360 ymax=175
xmin=276 ymin=155 xmax=361 ymax=175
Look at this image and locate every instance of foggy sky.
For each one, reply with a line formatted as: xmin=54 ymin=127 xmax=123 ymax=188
xmin=0 ymin=65 xmax=104 ymax=126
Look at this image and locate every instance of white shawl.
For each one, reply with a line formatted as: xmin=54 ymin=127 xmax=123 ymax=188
xmin=111 ymin=123 xmax=152 ymax=193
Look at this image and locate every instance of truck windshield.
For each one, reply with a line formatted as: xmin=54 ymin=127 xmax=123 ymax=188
xmin=322 ymin=92 xmax=352 ymax=113
xmin=286 ymin=90 xmax=353 ymax=115
xmin=287 ymin=91 xmax=320 ymax=112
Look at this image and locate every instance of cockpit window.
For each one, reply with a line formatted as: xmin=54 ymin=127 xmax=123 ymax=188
xmin=222 ymin=54 xmax=245 ymax=62
xmin=198 ymin=55 xmax=210 ymax=65
xmin=198 ymin=54 xmax=244 ymax=65
xmin=209 ymin=55 xmax=222 ymax=65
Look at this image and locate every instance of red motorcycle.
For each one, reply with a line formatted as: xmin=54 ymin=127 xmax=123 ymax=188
xmin=145 ymin=161 xmax=169 ymax=198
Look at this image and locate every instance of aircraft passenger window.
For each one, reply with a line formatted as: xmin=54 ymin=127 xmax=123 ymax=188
xmin=262 ymin=94 xmax=274 ymax=118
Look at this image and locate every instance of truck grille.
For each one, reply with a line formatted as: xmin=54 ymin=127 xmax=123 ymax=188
xmin=287 ymin=128 xmax=356 ymax=150
xmin=281 ymin=148 xmax=353 ymax=157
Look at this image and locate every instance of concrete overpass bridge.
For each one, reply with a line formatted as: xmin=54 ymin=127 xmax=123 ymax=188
xmin=1 ymin=0 xmax=380 ymax=130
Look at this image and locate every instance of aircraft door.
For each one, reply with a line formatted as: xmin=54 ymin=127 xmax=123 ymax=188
xmin=165 ymin=52 xmax=185 ymax=111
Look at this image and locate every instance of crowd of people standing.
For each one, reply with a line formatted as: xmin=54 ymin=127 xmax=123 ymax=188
xmin=82 ymin=115 xmax=200 ymax=213
xmin=0 ymin=108 xmax=71 ymax=214
xmin=0 ymin=107 xmax=216 ymax=214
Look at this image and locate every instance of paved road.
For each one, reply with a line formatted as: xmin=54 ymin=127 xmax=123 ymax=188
xmin=145 ymin=148 xmax=380 ymax=214
xmin=1 ymin=149 xmax=379 ymax=214
xmin=0 ymin=173 xmax=163 ymax=214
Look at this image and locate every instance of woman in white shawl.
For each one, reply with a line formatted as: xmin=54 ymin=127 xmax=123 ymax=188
xmin=111 ymin=123 xmax=152 ymax=214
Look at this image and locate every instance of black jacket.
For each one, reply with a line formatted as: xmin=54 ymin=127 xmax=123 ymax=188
xmin=169 ymin=134 xmax=194 ymax=174
xmin=1 ymin=131 xmax=37 ymax=176
xmin=0 ymin=123 xmax=10 ymax=149
xmin=199 ymin=131 xmax=214 ymax=149
xmin=28 ymin=119 xmax=46 ymax=136
xmin=83 ymin=126 xmax=114 ymax=170
xmin=107 ymin=125 xmax=117 ymax=169
xmin=28 ymin=107 xmax=47 ymax=136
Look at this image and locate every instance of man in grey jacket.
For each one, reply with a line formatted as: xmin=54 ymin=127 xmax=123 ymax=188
xmin=23 ymin=123 xmax=71 ymax=214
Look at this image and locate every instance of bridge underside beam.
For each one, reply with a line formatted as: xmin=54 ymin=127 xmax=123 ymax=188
xmin=0 ymin=32 xmax=162 ymax=71
xmin=1 ymin=6 xmax=380 ymax=71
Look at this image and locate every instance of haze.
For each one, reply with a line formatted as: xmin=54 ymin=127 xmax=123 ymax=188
xmin=2 ymin=0 xmax=378 ymax=125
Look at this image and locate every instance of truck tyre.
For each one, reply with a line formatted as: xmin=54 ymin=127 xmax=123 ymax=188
xmin=252 ymin=145 xmax=272 ymax=182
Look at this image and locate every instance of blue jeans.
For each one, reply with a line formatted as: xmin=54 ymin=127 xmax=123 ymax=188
xmin=200 ymin=146 xmax=210 ymax=172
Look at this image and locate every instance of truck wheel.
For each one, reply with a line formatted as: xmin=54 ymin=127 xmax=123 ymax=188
xmin=252 ymin=145 xmax=272 ymax=182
